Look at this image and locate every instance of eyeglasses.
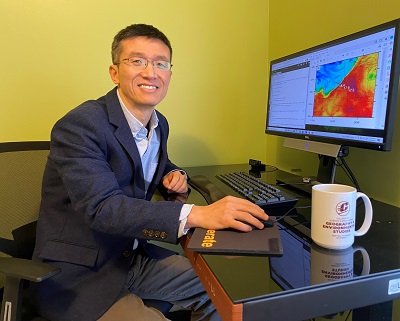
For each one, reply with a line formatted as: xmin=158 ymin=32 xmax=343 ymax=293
xmin=116 ymin=57 xmax=172 ymax=71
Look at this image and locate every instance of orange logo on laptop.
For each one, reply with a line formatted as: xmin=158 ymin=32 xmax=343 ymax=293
xmin=201 ymin=229 xmax=216 ymax=247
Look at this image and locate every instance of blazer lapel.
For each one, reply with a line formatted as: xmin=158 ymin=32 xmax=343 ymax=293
xmin=105 ymin=88 xmax=146 ymax=198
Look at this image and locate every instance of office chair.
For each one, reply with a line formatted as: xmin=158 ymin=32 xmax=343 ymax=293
xmin=0 ymin=141 xmax=57 ymax=321
xmin=0 ymin=141 xmax=190 ymax=321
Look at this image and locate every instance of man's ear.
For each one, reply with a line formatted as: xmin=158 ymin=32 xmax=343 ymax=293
xmin=109 ymin=65 xmax=119 ymax=85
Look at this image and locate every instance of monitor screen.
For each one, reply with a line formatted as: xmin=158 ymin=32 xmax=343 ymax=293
xmin=266 ymin=19 xmax=400 ymax=151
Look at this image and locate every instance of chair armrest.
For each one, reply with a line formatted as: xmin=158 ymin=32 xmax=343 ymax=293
xmin=0 ymin=257 xmax=60 ymax=282
xmin=0 ymin=257 xmax=60 ymax=321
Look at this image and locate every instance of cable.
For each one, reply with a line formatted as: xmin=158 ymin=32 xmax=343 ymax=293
xmin=277 ymin=205 xmax=312 ymax=221
xmin=340 ymin=157 xmax=361 ymax=190
xmin=265 ymin=164 xmax=278 ymax=172
xmin=273 ymin=205 xmax=311 ymax=228
xmin=336 ymin=156 xmax=361 ymax=191
xmin=344 ymin=310 xmax=352 ymax=321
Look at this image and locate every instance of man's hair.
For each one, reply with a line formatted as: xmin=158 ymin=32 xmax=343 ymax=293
xmin=111 ymin=24 xmax=172 ymax=64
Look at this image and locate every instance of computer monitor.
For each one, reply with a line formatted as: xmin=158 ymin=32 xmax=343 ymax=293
xmin=266 ymin=19 xmax=400 ymax=186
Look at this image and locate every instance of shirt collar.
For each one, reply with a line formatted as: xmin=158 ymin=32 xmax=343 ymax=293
xmin=117 ymin=90 xmax=159 ymax=141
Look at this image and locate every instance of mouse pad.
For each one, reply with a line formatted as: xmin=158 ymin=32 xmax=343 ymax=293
xmin=186 ymin=217 xmax=283 ymax=256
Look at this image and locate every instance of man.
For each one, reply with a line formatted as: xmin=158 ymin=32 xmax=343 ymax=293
xmin=32 ymin=24 xmax=268 ymax=321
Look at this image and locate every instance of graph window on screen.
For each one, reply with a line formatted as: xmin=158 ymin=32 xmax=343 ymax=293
xmin=266 ymin=19 xmax=400 ymax=186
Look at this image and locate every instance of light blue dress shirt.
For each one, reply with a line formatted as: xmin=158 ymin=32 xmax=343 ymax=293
xmin=117 ymin=90 xmax=192 ymax=240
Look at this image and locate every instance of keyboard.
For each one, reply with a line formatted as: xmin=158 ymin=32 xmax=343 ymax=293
xmin=189 ymin=172 xmax=298 ymax=211
xmin=216 ymin=172 xmax=298 ymax=209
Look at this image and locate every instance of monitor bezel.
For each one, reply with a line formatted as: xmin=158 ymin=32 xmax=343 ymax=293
xmin=265 ymin=19 xmax=400 ymax=151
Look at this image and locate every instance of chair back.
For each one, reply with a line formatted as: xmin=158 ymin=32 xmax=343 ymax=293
xmin=0 ymin=141 xmax=49 ymax=282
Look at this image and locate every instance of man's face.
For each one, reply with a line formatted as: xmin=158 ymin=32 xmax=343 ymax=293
xmin=109 ymin=36 xmax=172 ymax=113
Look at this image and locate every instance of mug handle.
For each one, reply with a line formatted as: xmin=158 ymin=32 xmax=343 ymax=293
xmin=354 ymin=192 xmax=373 ymax=236
xmin=353 ymin=246 xmax=371 ymax=276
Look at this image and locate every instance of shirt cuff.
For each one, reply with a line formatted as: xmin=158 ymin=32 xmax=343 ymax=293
xmin=178 ymin=203 xmax=194 ymax=238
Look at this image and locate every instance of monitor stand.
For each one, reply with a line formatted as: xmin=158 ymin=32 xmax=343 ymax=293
xmin=275 ymin=149 xmax=349 ymax=196
xmin=276 ymin=172 xmax=316 ymax=196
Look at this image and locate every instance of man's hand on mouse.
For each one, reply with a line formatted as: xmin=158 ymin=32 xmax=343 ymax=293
xmin=186 ymin=196 xmax=269 ymax=232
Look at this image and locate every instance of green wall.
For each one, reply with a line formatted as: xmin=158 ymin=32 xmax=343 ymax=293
xmin=2 ymin=0 xmax=400 ymax=207
xmin=268 ymin=0 xmax=400 ymax=207
xmin=0 ymin=0 xmax=269 ymax=166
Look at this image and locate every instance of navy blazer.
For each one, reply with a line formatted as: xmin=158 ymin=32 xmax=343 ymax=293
xmin=32 ymin=88 xmax=184 ymax=321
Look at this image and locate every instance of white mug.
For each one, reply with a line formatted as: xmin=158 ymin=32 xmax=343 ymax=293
xmin=311 ymin=245 xmax=370 ymax=285
xmin=311 ymin=184 xmax=373 ymax=250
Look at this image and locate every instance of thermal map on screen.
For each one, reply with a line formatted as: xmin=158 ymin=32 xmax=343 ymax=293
xmin=313 ymin=52 xmax=379 ymax=118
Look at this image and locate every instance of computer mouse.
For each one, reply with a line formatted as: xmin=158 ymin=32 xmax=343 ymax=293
xmin=262 ymin=218 xmax=274 ymax=228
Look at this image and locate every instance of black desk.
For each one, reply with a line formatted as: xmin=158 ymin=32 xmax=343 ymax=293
xmin=182 ymin=164 xmax=400 ymax=321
